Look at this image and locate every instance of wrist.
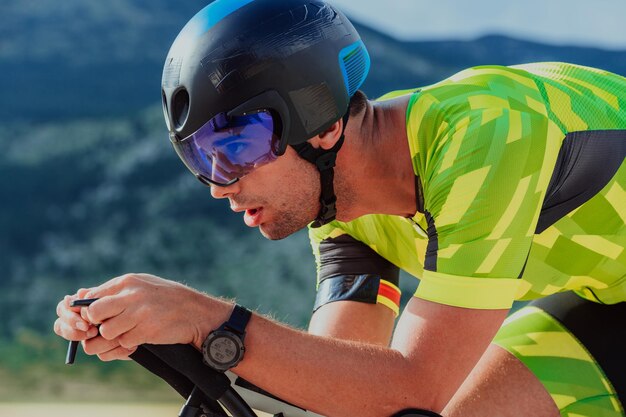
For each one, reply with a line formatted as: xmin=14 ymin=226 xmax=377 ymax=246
xmin=201 ymin=304 xmax=252 ymax=371
xmin=191 ymin=293 xmax=234 ymax=350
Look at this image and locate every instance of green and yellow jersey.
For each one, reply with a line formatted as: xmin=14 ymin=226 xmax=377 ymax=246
xmin=310 ymin=62 xmax=626 ymax=314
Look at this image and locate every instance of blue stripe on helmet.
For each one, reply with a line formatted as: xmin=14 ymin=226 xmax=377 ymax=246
xmin=177 ymin=0 xmax=255 ymax=42
xmin=338 ymin=40 xmax=371 ymax=97
xmin=196 ymin=0 xmax=256 ymax=34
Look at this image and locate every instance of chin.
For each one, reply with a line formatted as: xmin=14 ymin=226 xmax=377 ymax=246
xmin=258 ymin=224 xmax=296 ymax=241
xmin=258 ymin=216 xmax=312 ymax=240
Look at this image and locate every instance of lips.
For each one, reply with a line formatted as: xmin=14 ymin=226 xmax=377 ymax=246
xmin=243 ymin=207 xmax=263 ymax=227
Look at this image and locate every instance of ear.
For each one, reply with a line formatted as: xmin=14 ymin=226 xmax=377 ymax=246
xmin=307 ymin=118 xmax=343 ymax=150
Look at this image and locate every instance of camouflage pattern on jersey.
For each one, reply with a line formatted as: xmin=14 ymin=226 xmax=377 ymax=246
xmin=309 ymin=62 xmax=626 ymax=310
xmin=494 ymin=306 xmax=624 ymax=417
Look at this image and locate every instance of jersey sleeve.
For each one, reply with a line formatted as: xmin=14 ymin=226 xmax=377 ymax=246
xmin=308 ymin=223 xmax=402 ymax=316
xmin=410 ymin=78 xmax=564 ymax=309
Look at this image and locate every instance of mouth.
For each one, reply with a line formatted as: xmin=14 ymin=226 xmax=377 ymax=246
xmin=243 ymin=207 xmax=263 ymax=227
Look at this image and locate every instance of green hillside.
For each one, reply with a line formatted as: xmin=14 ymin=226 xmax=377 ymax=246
xmin=1 ymin=0 xmax=625 ymax=402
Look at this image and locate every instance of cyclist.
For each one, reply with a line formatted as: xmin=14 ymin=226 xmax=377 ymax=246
xmin=54 ymin=0 xmax=626 ymax=416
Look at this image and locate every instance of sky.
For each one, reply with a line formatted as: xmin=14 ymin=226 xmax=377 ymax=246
xmin=331 ymin=0 xmax=626 ymax=50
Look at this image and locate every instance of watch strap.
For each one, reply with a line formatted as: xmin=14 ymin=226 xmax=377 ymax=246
xmin=221 ymin=304 xmax=252 ymax=336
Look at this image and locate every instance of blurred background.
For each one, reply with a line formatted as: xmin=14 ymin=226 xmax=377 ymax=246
xmin=0 ymin=0 xmax=625 ymax=411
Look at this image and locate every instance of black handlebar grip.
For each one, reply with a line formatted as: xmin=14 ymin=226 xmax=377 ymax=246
xmin=131 ymin=344 xmax=258 ymax=417
xmin=142 ymin=344 xmax=232 ymax=401
xmin=131 ymin=346 xmax=195 ymax=399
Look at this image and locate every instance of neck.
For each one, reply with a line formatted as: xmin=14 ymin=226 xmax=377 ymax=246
xmin=335 ymin=94 xmax=417 ymax=222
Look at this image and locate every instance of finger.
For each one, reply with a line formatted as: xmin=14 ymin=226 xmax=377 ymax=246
xmin=57 ymin=297 xmax=95 ymax=332
xmin=84 ymin=294 xmax=130 ymax=325
xmin=97 ymin=345 xmax=138 ymax=362
xmin=98 ymin=313 xmax=137 ymax=342
xmin=54 ymin=318 xmax=97 ymax=341
xmin=77 ymin=288 xmax=92 ymax=298
xmin=57 ymin=296 xmax=69 ymax=316
xmin=117 ymin=327 xmax=143 ymax=350
xmin=59 ymin=295 xmax=80 ymax=314
xmin=82 ymin=335 xmax=121 ymax=356
xmin=84 ymin=274 xmax=139 ymax=299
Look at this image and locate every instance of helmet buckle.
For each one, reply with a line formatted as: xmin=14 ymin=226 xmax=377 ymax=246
xmin=315 ymin=152 xmax=337 ymax=171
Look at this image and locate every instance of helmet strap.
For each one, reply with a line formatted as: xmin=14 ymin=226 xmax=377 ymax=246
xmin=293 ymin=111 xmax=350 ymax=228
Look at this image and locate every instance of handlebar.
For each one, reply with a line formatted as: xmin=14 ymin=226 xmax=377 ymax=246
xmin=131 ymin=344 xmax=257 ymax=417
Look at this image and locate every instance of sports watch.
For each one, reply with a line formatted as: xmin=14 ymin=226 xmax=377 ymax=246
xmin=201 ymin=304 xmax=252 ymax=372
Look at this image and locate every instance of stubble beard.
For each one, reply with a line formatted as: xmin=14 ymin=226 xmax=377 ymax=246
xmin=259 ymin=158 xmax=321 ymax=240
xmin=259 ymin=204 xmax=317 ymax=240
xmin=260 ymin=156 xmax=358 ymax=238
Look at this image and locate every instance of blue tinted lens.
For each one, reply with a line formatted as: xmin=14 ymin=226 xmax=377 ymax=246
xmin=172 ymin=111 xmax=278 ymax=186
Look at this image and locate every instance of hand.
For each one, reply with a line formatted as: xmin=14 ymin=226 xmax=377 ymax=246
xmin=54 ymin=288 xmax=136 ymax=361
xmin=54 ymin=288 xmax=99 ymax=342
xmin=78 ymin=273 xmax=216 ymax=352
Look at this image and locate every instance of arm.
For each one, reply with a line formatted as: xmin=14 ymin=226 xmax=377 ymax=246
xmin=307 ymin=232 xmax=400 ymax=346
xmin=70 ymin=273 xmax=507 ymax=417
xmin=308 ymin=301 xmax=396 ymax=346
xmin=228 ymin=296 xmax=508 ymax=417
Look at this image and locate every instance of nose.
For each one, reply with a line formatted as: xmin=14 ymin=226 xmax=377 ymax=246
xmin=210 ymin=181 xmax=240 ymax=199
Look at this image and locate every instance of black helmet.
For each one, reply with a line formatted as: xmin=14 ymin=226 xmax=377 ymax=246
xmin=161 ymin=0 xmax=370 ymax=154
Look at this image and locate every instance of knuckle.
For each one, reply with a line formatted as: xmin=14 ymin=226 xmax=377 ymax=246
xmin=120 ymin=273 xmax=137 ymax=284
xmin=127 ymin=290 xmax=143 ymax=304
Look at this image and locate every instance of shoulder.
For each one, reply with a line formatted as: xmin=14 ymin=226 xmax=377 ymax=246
xmin=410 ymin=65 xmax=544 ymax=120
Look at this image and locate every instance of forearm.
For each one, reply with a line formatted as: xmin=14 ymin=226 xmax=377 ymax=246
xmin=194 ymin=302 xmax=436 ymax=417
xmin=72 ymin=275 xmax=497 ymax=416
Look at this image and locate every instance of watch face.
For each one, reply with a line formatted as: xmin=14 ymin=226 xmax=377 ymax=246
xmin=209 ymin=335 xmax=238 ymax=364
xmin=202 ymin=330 xmax=245 ymax=371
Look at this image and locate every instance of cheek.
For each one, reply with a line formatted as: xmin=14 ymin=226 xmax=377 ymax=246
xmin=286 ymin=155 xmax=320 ymax=203
xmin=244 ymin=149 xmax=320 ymax=207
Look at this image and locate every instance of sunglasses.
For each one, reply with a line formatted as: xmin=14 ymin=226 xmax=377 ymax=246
xmin=170 ymin=110 xmax=281 ymax=187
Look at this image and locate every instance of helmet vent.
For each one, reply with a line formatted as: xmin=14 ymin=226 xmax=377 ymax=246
xmin=162 ymin=90 xmax=171 ymax=131
xmin=339 ymin=40 xmax=370 ymax=97
xmin=172 ymin=88 xmax=190 ymax=129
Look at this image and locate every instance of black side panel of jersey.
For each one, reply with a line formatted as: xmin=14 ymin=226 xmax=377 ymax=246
xmin=424 ymin=211 xmax=438 ymax=271
xmin=318 ymin=234 xmax=400 ymax=279
xmin=531 ymin=292 xmax=626 ymax=403
xmin=314 ymin=235 xmax=400 ymax=312
xmin=536 ymin=130 xmax=626 ymax=233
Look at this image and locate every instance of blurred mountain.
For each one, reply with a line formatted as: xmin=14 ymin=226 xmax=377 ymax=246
xmin=0 ymin=107 xmax=322 ymax=338
xmin=1 ymin=0 xmax=625 ymax=122
xmin=4 ymin=0 xmax=626 ymax=400
xmin=0 ymin=0 xmax=626 ymax=399
xmin=1 ymin=0 xmax=625 ymax=337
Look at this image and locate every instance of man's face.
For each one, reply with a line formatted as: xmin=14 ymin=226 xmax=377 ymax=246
xmin=211 ymin=146 xmax=321 ymax=240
